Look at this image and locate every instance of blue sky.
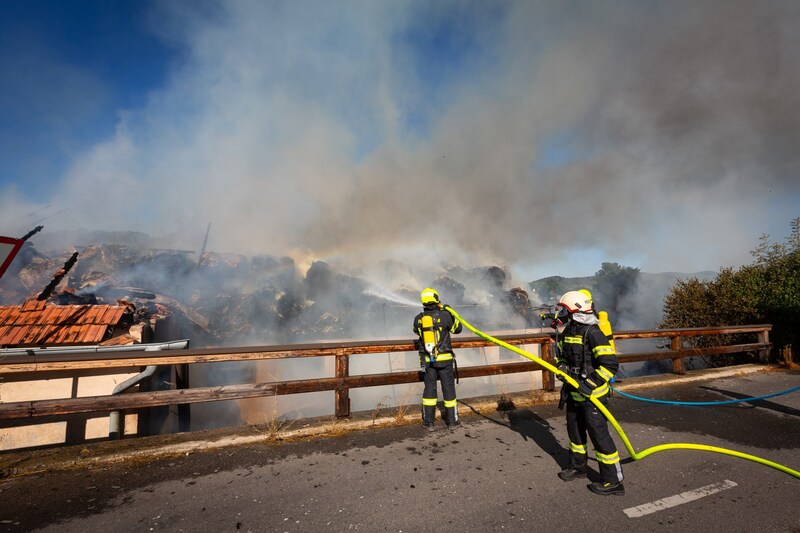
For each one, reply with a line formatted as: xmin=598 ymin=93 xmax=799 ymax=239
xmin=1 ymin=0 xmax=798 ymax=283
xmin=1 ymin=0 xmax=173 ymax=196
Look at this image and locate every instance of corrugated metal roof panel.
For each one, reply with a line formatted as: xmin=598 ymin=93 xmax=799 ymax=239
xmin=0 ymin=328 xmax=10 ymax=345
xmin=79 ymin=306 xmax=99 ymax=323
xmin=20 ymin=299 xmax=45 ymax=313
xmin=58 ymin=306 xmax=85 ymax=325
xmin=67 ymin=325 xmax=86 ymax=343
xmin=0 ymin=326 xmax=19 ymax=345
xmin=41 ymin=306 xmax=63 ymax=325
xmin=96 ymin=324 xmax=111 ymax=341
xmin=55 ymin=327 xmax=72 ymax=344
xmin=19 ymin=308 xmax=40 ymax=326
xmin=8 ymin=326 xmax=27 ymax=345
xmin=0 ymin=303 xmax=131 ymax=347
xmin=37 ymin=324 xmax=56 ymax=344
xmin=104 ymin=307 xmax=126 ymax=324
xmin=20 ymin=325 xmax=41 ymax=345
xmin=58 ymin=306 xmax=80 ymax=324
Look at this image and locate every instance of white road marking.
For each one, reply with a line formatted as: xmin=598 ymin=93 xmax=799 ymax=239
xmin=623 ymin=479 xmax=738 ymax=518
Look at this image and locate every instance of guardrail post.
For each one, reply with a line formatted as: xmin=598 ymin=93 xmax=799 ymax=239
xmin=541 ymin=342 xmax=555 ymax=391
xmin=335 ymin=353 xmax=351 ymax=418
xmin=176 ymin=363 xmax=191 ymax=432
xmin=757 ymin=329 xmax=770 ymax=363
xmin=671 ymin=335 xmax=685 ymax=375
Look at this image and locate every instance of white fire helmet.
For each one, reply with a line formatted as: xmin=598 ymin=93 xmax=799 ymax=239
xmin=578 ymin=289 xmax=593 ymax=306
xmin=558 ymin=290 xmax=593 ymax=314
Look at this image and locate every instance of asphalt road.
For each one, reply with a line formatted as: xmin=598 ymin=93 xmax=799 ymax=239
xmin=1 ymin=368 xmax=799 ymax=532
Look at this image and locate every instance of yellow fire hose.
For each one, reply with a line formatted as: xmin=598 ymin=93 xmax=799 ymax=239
xmin=445 ymin=307 xmax=800 ymax=479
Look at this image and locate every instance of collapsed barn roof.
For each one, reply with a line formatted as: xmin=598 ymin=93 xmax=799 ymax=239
xmin=0 ymin=235 xmax=539 ymax=347
xmin=0 ymin=299 xmax=132 ymax=347
xmin=0 ymin=247 xmax=176 ymax=348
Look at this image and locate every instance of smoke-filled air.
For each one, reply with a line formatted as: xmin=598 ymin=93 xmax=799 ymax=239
xmin=3 ymin=0 xmax=799 ymax=279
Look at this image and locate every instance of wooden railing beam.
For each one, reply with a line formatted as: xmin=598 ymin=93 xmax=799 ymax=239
xmin=0 ymin=325 xmax=773 ymax=426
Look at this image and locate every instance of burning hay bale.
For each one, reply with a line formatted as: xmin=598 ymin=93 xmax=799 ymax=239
xmin=0 ymin=235 xmax=540 ymax=347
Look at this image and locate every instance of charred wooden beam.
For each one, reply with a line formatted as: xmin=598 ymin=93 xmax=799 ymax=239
xmin=36 ymin=251 xmax=79 ymax=301
xmin=198 ymin=222 xmax=211 ymax=267
xmin=20 ymin=225 xmax=43 ymax=242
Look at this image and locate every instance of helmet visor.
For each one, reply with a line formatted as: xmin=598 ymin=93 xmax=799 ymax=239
xmin=554 ymin=305 xmax=570 ymax=319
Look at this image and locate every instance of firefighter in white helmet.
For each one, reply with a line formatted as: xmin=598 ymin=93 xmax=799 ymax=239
xmin=554 ymin=290 xmax=625 ymax=496
xmin=413 ymin=288 xmax=463 ymax=431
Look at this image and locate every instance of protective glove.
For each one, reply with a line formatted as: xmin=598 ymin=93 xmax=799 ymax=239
xmin=577 ymin=377 xmax=599 ymax=398
xmin=539 ymin=312 xmax=563 ymax=328
xmin=555 ymin=362 xmax=569 ymax=383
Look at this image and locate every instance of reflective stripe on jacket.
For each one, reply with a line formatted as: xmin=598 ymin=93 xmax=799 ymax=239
xmin=556 ymin=321 xmax=618 ymax=401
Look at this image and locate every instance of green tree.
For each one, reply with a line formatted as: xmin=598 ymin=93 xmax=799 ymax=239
xmin=660 ymin=217 xmax=800 ymax=365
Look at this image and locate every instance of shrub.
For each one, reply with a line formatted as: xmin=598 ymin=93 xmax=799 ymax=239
xmin=660 ymin=218 xmax=799 ymax=364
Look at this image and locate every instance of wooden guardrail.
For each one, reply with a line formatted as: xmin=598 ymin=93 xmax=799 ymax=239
xmin=0 ymin=325 xmax=771 ymax=422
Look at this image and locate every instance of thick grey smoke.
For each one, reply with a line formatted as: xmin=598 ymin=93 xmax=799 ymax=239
xmin=5 ymin=0 xmax=800 ymax=280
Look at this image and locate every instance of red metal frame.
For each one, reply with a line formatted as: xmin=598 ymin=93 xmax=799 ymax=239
xmin=0 ymin=236 xmax=24 ymax=279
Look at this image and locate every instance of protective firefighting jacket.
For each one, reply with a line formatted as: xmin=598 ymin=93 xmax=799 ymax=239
xmin=413 ymin=304 xmax=462 ymax=363
xmin=556 ymin=319 xmax=618 ymax=401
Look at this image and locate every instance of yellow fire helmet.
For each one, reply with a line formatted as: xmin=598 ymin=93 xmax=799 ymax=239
xmin=420 ymin=287 xmax=440 ymax=305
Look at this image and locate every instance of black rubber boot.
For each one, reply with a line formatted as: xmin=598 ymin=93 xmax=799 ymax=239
xmin=588 ymin=481 xmax=625 ymax=496
xmin=445 ymin=406 xmax=458 ymax=428
xmin=422 ymin=405 xmax=436 ymax=431
xmin=557 ymin=468 xmax=587 ymax=481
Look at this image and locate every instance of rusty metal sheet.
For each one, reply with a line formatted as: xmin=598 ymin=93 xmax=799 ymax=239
xmin=86 ymin=324 xmax=104 ymax=342
xmin=20 ymin=299 xmax=45 ymax=313
xmin=7 ymin=326 xmax=27 ymax=345
xmin=58 ymin=306 xmax=84 ymax=324
xmin=20 ymin=325 xmax=42 ymax=345
xmin=101 ymin=307 xmax=126 ymax=324
xmin=51 ymin=326 xmax=70 ymax=344
xmin=19 ymin=308 xmax=40 ymax=326
xmin=83 ymin=306 xmax=105 ymax=323
xmin=43 ymin=306 xmax=65 ymax=324
xmin=0 ymin=326 xmax=15 ymax=345
xmin=62 ymin=306 xmax=88 ymax=324
xmin=38 ymin=324 xmax=58 ymax=344
xmin=68 ymin=326 xmax=86 ymax=343
xmin=0 ymin=303 xmax=130 ymax=348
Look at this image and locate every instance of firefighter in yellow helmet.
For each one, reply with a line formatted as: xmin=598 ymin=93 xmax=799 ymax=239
xmin=413 ymin=288 xmax=463 ymax=431
xmin=554 ymin=290 xmax=625 ymax=496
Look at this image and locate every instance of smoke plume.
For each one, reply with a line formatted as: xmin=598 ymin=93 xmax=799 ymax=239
xmin=5 ymin=0 xmax=800 ymax=284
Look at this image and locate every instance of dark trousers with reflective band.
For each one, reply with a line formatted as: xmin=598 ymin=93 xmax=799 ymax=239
xmin=421 ymin=362 xmax=457 ymax=425
xmin=566 ymin=394 xmax=623 ymax=483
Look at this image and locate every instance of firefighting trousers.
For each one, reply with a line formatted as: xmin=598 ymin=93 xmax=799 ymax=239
xmin=566 ymin=394 xmax=623 ymax=484
xmin=421 ymin=363 xmax=458 ymax=425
